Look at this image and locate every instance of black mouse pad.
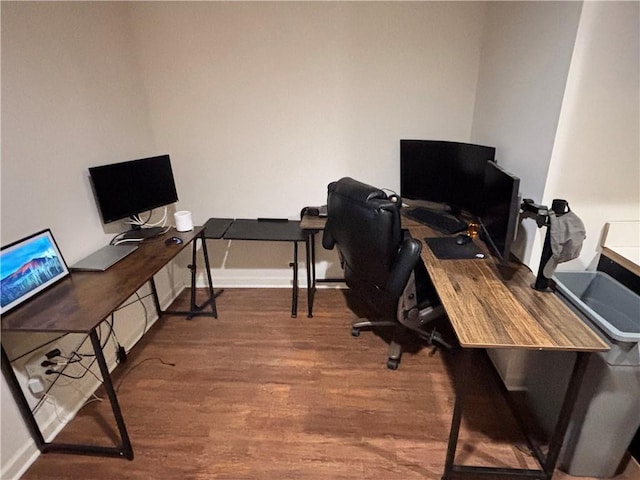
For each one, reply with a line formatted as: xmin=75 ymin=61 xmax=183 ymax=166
xmin=424 ymin=237 xmax=486 ymax=260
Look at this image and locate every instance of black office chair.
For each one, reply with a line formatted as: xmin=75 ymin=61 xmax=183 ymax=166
xmin=322 ymin=177 xmax=450 ymax=369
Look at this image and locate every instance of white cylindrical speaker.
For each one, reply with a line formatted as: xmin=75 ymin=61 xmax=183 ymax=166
xmin=174 ymin=210 xmax=194 ymax=232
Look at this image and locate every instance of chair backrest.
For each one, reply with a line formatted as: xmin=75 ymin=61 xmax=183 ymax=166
xmin=322 ymin=177 xmax=404 ymax=313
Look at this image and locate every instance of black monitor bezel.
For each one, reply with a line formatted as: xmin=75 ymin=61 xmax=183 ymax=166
xmin=479 ymin=162 xmax=520 ymax=264
xmin=89 ymin=154 xmax=179 ymax=224
xmin=400 ymin=139 xmax=496 ymax=216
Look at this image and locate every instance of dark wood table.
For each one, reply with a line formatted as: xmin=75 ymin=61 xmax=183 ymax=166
xmin=1 ymin=226 xmax=216 ymax=460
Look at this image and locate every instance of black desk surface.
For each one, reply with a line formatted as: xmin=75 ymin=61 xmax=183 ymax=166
xmin=207 ymin=218 xmax=306 ymax=242
xmin=203 ymin=218 xmax=234 ymax=239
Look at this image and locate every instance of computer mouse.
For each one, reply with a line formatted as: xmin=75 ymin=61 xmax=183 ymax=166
xmin=165 ymin=236 xmax=183 ymax=246
xmin=455 ymin=234 xmax=472 ymax=245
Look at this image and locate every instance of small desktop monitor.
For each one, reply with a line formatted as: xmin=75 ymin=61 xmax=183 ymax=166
xmin=89 ymin=154 xmax=179 ymax=227
xmin=479 ymin=162 xmax=521 ymax=263
xmin=400 ymin=140 xmax=496 ymax=216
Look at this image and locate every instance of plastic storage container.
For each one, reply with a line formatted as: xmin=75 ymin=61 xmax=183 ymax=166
xmin=525 ymin=271 xmax=640 ymax=478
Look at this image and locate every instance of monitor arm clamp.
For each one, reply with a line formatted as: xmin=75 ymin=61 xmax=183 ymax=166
xmin=521 ymin=198 xmax=570 ymax=292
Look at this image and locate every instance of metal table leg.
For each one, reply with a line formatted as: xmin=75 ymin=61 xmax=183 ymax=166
xmin=1 ymin=333 xmax=134 ymax=460
xmin=442 ymin=348 xmax=470 ymax=480
xmin=305 ymin=232 xmax=314 ymax=318
xmin=160 ymin=231 xmax=219 ymax=319
xmin=289 ymin=241 xmax=299 ymax=318
xmin=441 ymin=349 xmax=592 ymax=480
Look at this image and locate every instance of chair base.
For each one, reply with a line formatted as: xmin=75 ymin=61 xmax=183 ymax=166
xmin=351 ymin=304 xmax=451 ymax=370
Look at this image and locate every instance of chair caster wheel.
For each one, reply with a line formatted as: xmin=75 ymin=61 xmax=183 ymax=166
xmin=351 ymin=327 xmax=360 ymax=337
xmin=386 ymin=358 xmax=399 ymax=370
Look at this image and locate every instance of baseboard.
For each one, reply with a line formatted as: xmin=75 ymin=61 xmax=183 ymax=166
xmin=195 ymin=269 xmax=346 ymax=289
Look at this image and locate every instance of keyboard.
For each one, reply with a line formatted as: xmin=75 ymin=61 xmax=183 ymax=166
xmin=405 ymin=207 xmax=467 ymax=234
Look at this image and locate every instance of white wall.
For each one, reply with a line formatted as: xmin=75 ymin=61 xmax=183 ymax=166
xmin=1 ymin=2 xmax=156 ymax=260
xmin=127 ymin=1 xmax=487 ymax=286
xmin=0 ymin=3 xmax=176 ymax=478
xmin=470 ymin=1 xmax=584 ymax=266
xmin=544 ymin=0 xmax=640 ymax=270
xmin=130 ymin=2 xmax=486 ymax=219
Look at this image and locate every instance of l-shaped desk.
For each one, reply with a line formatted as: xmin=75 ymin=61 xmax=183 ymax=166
xmin=302 ymin=212 xmax=608 ymax=480
xmin=2 ymin=216 xmax=608 ymax=478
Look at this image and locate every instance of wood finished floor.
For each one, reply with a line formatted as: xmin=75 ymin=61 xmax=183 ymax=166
xmin=21 ymin=288 xmax=639 ymax=480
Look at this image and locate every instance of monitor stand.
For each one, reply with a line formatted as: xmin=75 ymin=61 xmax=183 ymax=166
xmin=121 ymin=226 xmax=165 ymax=241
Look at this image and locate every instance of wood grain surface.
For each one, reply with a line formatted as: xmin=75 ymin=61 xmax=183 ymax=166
xmin=1 ymin=227 xmax=202 ymax=333
xmin=408 ymin=224 xmax=607 ymax=352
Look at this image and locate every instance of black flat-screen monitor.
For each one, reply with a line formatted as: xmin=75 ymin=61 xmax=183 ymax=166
xmin=89 ymin=154 xmax=178 ymax=224
xmin=479 ymin=162 xmax=520 ymax=263
xmin=400 ymin=140 xmax=496 ymax=215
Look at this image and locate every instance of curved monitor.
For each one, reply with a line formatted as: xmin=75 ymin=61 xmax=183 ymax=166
xmin=400 ymin=140 xmax=496 ymax=215
xmin=89 ymin=155 xmax=178 ymax=224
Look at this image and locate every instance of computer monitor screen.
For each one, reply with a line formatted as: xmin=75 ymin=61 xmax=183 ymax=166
xmin=400 ymin=140 xmax=496 ymax=215
xmin=89 ymin=155 xmax=179 ymax=224
xmin=480 ymin=162 xmax=520 ymax=263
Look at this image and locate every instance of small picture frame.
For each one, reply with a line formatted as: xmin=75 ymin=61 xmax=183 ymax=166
xmin=1 ymin=229 xmax=70 ymax=315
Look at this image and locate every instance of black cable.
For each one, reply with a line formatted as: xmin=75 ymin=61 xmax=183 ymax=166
xmin=46 ymin=370 xmax=86 ymax=380
xmin=105 ymin=315 xmax=122 ymax=351
xmin=135 ymin=291 xmax=149 ymax=335
xmin=8 ymin=333 xmax=70 ymax=363
xmin=115 ymin=357 xmax=175 ymax=393
xmin=114 ymin=292 xmax=153 ymax=312
xmin=46 ymin=366 xmax=102 ymax=384
xmin=72 ymin=308 xmax=115 ymax=358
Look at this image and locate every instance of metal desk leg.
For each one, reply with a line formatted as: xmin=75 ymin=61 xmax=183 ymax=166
xmin=199 ymin=231 xmax=218 ymax=318
xmin=442 ymin=348 xmax=470 ymax=480
xmin=1 ymin=334 xmax=134 ymax=459
xmin=289 ymin=241 xmax=299 ymax=318
xmin=1 ymin=346 xmax=47 ymax=450
xmin=543 ymin=351 xmax=590 ymax=478
xmin=87 ymin=329 xmax=134 ymax=460
xmin=159 ymin=231 xmax=219 ymax=319
xmin=304 ymin=231 xmax=318 ymax=318
xmin=304 ymin=233 xmax=313 ymax=318
xmin=442 ymin=349 xmax=592 ymax=480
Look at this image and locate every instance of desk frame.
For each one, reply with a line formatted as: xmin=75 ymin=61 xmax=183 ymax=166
xmin=301 ymin=212 xmax=608 ymax=479
xmin=204 ymin=218 xmax=307 ymax=318
xmin=405 ymin=221 xmax=608 ymax=480
xmin=1 ymin=228 xmax=216 ymax=460
xmin=443 ymin=349 xmax=590 ymax=480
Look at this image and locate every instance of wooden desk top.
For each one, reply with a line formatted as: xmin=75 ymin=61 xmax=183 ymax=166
xmin=408 ymin=224 xmax=607 ymax=352
xmin=303 ymin=212 xmax=606 ymax=352
xmin=1 ymin=227 xmax=203 ymax=334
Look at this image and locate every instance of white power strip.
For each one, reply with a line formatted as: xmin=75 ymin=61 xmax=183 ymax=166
xmin=25 ymin=349 xmax=64 ymax=397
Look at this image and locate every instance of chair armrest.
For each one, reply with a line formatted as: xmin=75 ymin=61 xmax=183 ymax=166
xmin=387 ymin=238 xmax=422 ymax=297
